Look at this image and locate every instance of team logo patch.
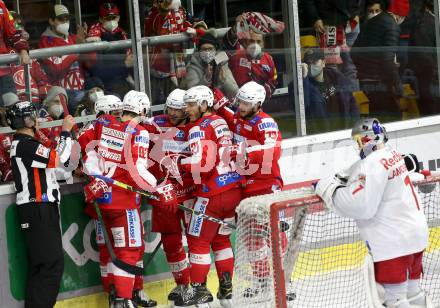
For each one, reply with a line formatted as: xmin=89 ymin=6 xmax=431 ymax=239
xmin=215 ymin=125 xmax=230 ymax=138
xmin=97 ymin=117 xmax=111 ymax=126
xmin=126 ymin=209 xmax=142 ymax=247
xmin=262 ymin=64 xmax=271 ymax=72
xmin=200 ymin=118 xmax=212 ymax=128
xmin=111 ymin=227 xmax=126 ymax=247
xmin=188 ymin=197 xmax=209 ymax=236
xmin=249 ymin=115 xmax=261 ymax=125
xmin=239 ymin=57 xmax=251 ymax=69
xmin=35 ymin=144 xmax=50 ymax=158
xmin=176 ymin=130 xmax=185 ymax=139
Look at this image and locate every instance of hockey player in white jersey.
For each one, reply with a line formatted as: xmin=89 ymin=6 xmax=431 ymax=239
xmin=315 ymin=118 xmax=431 ymax=308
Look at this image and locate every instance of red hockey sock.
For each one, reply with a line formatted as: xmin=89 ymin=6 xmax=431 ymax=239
xmin=162 ymin=233 xmax=190 ymax=285
xmin=187 ymin=235 xmax=211 ymax=284
xmin=99 ymin=244 xmax=112 ymax=292
xmin=212 ymin=234 xmax=234 ymax=279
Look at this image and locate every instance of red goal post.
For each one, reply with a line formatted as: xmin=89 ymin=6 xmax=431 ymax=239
xmin=232 ymin=176 xmax=440 ymax=308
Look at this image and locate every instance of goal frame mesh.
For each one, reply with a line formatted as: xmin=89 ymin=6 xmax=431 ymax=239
xmin=233 ymin=177 xmax=440 ymax=308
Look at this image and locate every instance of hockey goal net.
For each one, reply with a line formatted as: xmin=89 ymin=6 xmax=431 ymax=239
xmin=232 ymin=177 xmax=440 ymax=308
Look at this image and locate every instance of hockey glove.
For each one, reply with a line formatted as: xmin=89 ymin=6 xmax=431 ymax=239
xmin=314 ymin=175 xmax=346 ymax=210
xmin=403 ymin=153 xmax=420 ymax=173
xmin=155 ymin=180 xmax=179 ymax=213
xmin=84 ymin=178 xmax=109 ymax=203
xmin=213 ymin=88 xmax=230 ymax=111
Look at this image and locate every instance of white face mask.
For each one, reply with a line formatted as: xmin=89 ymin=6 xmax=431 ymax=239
xmin=200 ymin=50 xmax=216 ymax=64
xmin=103 ymin=20 xmax=118 ymax=32
xmin=89 ymin=90 xmax=104 ymax=103
xmin=56 ymin=22 xmax=70 ymax=36
xmin=169 ymin=0 xmax=181 ymax=10
xmin=246 ymin=43 xmax=262 ymax=59
xmin=49 ymin=104 xmax=64 ymax=118
xmin=367 ymin=12 xmax=381 ymax=20
xmin=310 ymin=63 xmax=323 ymax=78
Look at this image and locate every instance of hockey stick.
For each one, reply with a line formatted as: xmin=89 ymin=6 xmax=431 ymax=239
xmin=144 ymin=240 xmax=162 ymax=269
xmin=94 ymin=175 xmax=237 ymax=229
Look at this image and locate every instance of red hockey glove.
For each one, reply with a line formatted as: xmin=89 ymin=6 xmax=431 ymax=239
xmin=155 ymin=180 xmax=179 ymax=213
xmin=213 ymin=88 xmax=230 ymax=111
xmin=84 ymin=178 xmax=109 ymax=203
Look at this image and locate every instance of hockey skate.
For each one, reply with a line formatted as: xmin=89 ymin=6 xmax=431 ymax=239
xmin=132 ymin=289 xmax=157 ymax=307
xmin=112 ymin=298 xmax=138 ymax=308
xmin=168 ymin=285 xmax=183 ymax=302
xmin=173 ymin=283 xmax=213 ymax=307
xmin=217 ymin=273 xmax=232 ymax=308
xmin=109 ymin=285 xmax=116 ymax=308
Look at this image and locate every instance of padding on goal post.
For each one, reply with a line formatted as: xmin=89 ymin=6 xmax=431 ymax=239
xmin=233 ymin=178 xmax=440 ymax=308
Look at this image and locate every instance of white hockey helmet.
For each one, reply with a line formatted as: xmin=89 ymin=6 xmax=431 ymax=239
xmin=351 ymin=118 xmax=388 ymax=159
xmin=236 ymin=81 xmax=266 ymax=106
xmin=94 ymin=95 xmax=122 ymax=114
xmin=122 ymin=90 xmax=151 ymax=115
xmin=166 ymin=89 xmax=186 ymax=110
xmin=183 ymin=85 xmax=214 ymax=107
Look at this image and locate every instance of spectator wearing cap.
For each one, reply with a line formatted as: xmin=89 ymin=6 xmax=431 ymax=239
xmin=74 ymin=77 xmax=105 ymax=117
xmin=184 ymin=28 xmax=239 ymax=100
xmin=86 ymin=2 xmax=133 ymax=97
xmin=0 ymin=1 xmax=29 ymax=107
xmin=229 ymin=29 xmax=278 ymax=101
xmin=39 ymin=4 xmax=88 ymax=113
xmin=8 ymin=11 xmax=51 ymax=104
xmin=296 ymin=48 xmax=359 ymax=132
xmin=352 ymin=0 xmax=409 ymax=116
xmin=144 ymin=0 xmax=194 ymax=104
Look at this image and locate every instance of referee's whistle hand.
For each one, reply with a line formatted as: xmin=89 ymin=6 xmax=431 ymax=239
xmin=62 ymin=115 xmax=75 ymax=132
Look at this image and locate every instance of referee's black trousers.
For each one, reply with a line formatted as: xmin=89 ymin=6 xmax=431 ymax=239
xmin=17 ymin=202 xmax=64 ymax=308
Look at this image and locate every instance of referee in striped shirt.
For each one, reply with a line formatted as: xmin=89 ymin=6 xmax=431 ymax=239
xmin=7 ymin=101 xmax=75 ymax=308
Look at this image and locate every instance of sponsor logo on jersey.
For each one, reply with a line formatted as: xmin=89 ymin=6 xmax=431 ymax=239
xmin=102 ymin=127 xmax=127 ymax=140
xmin=125 ymin=125 xmax=138 ymax=134
xmin=100 ymin=135 xmax=124 ymax=150
xmin=200 ymin=118 xmax=212 ymax=128
xmin=236 ymin=124 xmax=241 ymax=134
xmin=249 ymin=115 xmax=261 ymax=125
xmin=262 ymin=64 xmax=271 ymax=72
xmin=188 ymin=197 xmax=209 ymax=236
xmin=175 ymin=130 xmax=185 ymax=139
xmin=210 ymin=119 xmax=224 ymax=128
xmin=244 ymin=124 xmax=253 ymax=131
xmin=98 ymin=148 xmax=122 ymax=161
xmin=215 ymin=171 xmax=242 ymax=187
xmin=111 ymin=227 xmax=126 ymax=248
xmin=189 ymin=131 xmax=205 ymax=140
xmin=258 ymin=119 xmax=278 ymax=131
xmin=233 ymin=133 xmax=246 ymax=143
xmin=215 ymin=125 xmax=230 ymax=138
xmin=42 ymin=193 xmax=49 ymax=202
xmin=97 ymin=117 xmax=111 ymax=126
xmin=95 ymin=220 xmax=105 ymax=244
xmin=163 ymin=140 xmax=190 ymax=153
xmin=96 ymin=186 xmax=113 ymax=204
xmin=127 ymin=209 xmax=141 ymax=247
xmin=35 ymin=144 xmax=50 ymax=158
xmin=154 ymin=117 xmax=167 ymax=125
xmin=134 ymin=135 xmax=149 ymax=144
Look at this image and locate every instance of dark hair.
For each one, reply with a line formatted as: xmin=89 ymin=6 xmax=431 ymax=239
xmin=122 ymin=110 xmax=138 ymax=118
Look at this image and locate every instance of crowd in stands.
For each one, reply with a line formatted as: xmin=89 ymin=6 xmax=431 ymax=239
xmin=0 ymin=0 xmax=438 ymax=184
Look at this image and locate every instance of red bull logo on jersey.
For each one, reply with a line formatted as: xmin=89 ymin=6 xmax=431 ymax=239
xmin=380 ymin=150 xmax=403 ymax=170
xmin=189 ymin=131 xmax=205 ymax=140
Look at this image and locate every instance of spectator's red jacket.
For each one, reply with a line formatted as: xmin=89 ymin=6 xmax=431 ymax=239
xmin=0 ymin=1 xmax=29 ymax=77
xmin=8 ymin=50 xmax=50 ymax=103
xmin=87 ymin=22 xmax=128 ymax=42
xmin=0 ymin=134 xmax=12 ymax=182
xmin=229 ymin=50 xmax=278 ymax=100
xmin=144 ymin=6 xmax=191 ymax=76
xmin=217 ymin=106 xmax=283 ymax=195
xmin=39 ymin=28 xmax=85 ymax=90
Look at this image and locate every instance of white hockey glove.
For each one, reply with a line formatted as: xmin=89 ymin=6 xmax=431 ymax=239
xmin=315 ymin=175 xmax=346 ymax=210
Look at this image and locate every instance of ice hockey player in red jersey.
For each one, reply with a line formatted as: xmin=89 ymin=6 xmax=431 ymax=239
xmin=81 ymin=91 xmax=178 ymax=307
xmin=214 ymin=81 xmax=282 ymax=198
xmin=173 ymin=85 xmax=242 ymax=307
xmin=315 ymin=118 xmax=432 ymax=308
xmin=143 ymin=88 xmax=195 ymax=303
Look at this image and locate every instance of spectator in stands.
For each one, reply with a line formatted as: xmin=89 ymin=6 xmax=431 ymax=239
xmin=74 ymin=77 xmax=105 ymax=117
xmin=408 ymin=0 xmax=439 ymax=115
xmin=8 ymin=11 xmax=51 ymax=105
xmin=229 ymin=29 xmax=277 ymax=101
xmin=185 ymin=29 xmax=239 ymax=99
xmin=300 ymin=48 xmax=359 ymax=131
xmin=37 ymin=86 xmax=70 ymax=148
xmin=364 ymin=0 xmax=383 ymax=20
xmin=0 ymin=1 xmax=29 ymax=107
xmin=0 ymin=133 xmax=12 ymax=182
xmin=301 ymin=0 xmax=361 ymax=90
xmin=352 ymin=0 xmax=409 ymax=116
xmin=39 ymin=4 xmax=87 ymax=113
xmin=86 ymin=2 xmax=134 ymax=98
xmin=144 ymin=0 xmax=193 ymax=104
